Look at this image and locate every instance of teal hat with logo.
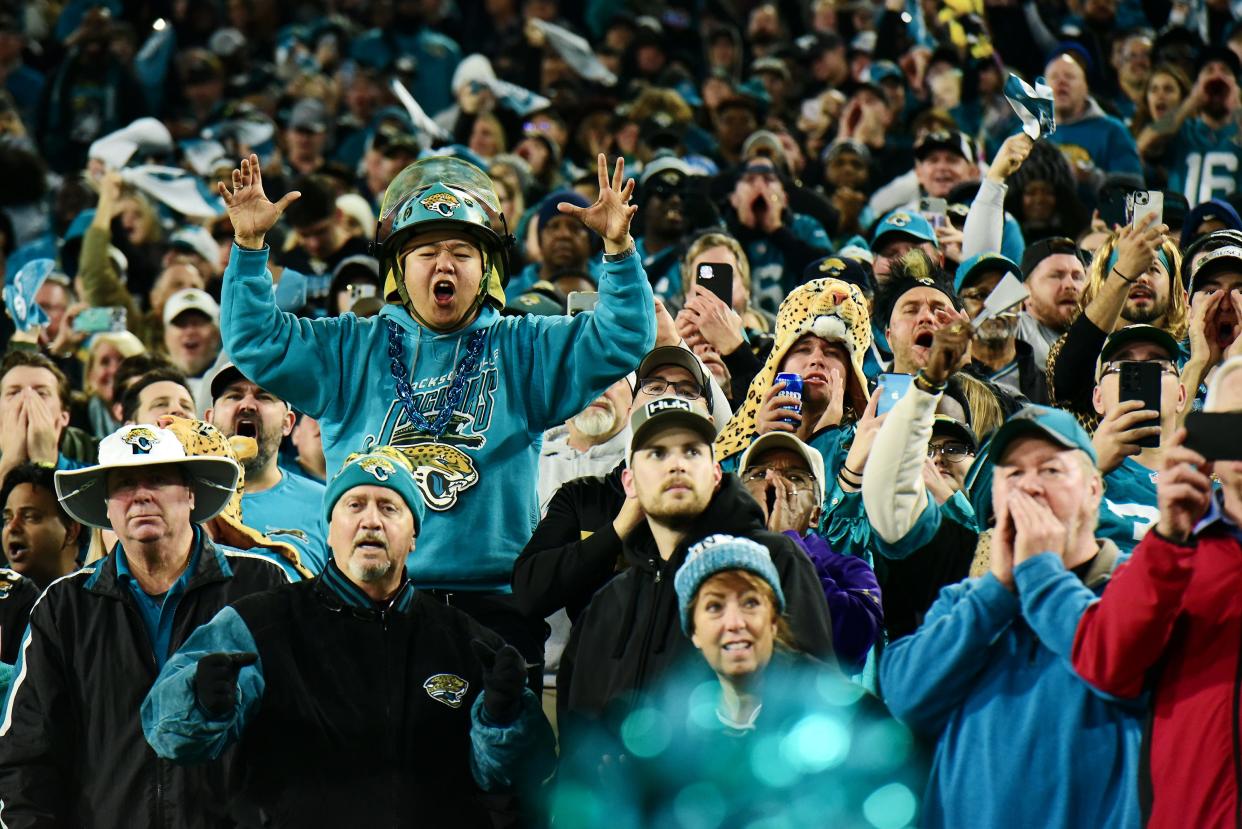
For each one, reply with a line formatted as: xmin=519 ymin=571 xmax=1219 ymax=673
xmin=323 ymin=446 xmax=426 ymax=532
xmin=954 ymin=252 xmax=1021 ymax=294
xmin=985 ymin=405 xmax=1097 ymax=468
xmin=871 ymin=210 xmax=938 ymax=252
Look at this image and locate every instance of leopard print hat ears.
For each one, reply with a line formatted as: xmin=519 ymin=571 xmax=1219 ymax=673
xmin=158 ymin=416 xmax=313 ymax=579
xmin=714 ymin=278 xmax=873 ymax=462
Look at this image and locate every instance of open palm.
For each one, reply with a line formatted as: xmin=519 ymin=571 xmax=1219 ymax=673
xmin=556 ymin=154 xmax=637 ymax=247
xmin=217 ymin=154 xmax=301 ymax=247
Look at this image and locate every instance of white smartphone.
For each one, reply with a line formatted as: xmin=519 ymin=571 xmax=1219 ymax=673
xmin=566 ymin=291 xmax=599 ymax=316
xmin=1128 ymin=190 xmax=1164 ymax=228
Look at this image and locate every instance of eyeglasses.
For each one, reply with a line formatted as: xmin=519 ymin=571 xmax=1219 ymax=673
xmin=927 ymin=442 xmax=973 ymax=462
xmin=1100 ymin=359 xmax=1178 ymax=378
xmin=638 ymin=377 xmax=704 ymax=400
xmin=741 ymin=466 xmax=817 ymax=490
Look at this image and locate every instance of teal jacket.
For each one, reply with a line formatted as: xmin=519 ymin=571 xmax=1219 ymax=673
xmin=220 ymin=244 xmax=654 ymax=590
xmin=880 ymin=550 xmax=1143 ymax=829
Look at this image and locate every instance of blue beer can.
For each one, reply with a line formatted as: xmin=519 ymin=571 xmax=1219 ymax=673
xmin=775 ymin=372 xmax=802 ymax=425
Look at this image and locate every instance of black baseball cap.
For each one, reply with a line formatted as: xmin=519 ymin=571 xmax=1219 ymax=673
xmin=1020 ymin=237 xmax=1082 ymax=279
xmin=914 ymin=130 xmax=974 ymax=163
xmin=636 ymin=346 xmax=711 ymax=396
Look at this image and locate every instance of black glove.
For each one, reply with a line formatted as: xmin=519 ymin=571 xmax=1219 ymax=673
xmin=470 ymin=639 xmax=526 ymax=726
xmin=194 ymin=652 xmax=258 ymax=718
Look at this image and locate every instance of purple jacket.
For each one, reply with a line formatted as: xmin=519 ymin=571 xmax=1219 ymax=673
xmin=786 ymin=531 xmax=883 ymax=673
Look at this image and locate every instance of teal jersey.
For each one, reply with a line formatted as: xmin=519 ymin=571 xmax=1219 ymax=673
xmin=1098 ymin=458 xmax=1160 ymax=554
xmin=242 ymin=470 xmax=330 ymax=573
xmin=1167 ymin=119 xmax=1242 ymax=204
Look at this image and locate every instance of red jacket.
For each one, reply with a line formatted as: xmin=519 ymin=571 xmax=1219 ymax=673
xmin=1070 ymin=526 xmax=1242 ymax=828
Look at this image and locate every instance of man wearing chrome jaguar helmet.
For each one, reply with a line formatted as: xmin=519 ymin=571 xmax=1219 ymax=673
xmin=215 ymin=153 xmax=654 ymax=672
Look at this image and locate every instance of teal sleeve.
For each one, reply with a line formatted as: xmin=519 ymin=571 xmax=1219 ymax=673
xmin=0 ymin=662 xmax=12 ymax=701
xmin=819 ymin=483 xmax=875 ymax=566
xmin=871 ymin=498 xmax=942 ymax=561
xmin=468 ymin=688 xmax=556 ymax=791
xmin=141 ymin=606 xmax=265 ymax=763
xmin=1013 ymin=554 xmax=1142 ymax=706
xmin=520 ymin=252 xmax=655 ymax=430
xmin=219 ymin=244 xmax=355 ymax=420
xmin=941 ymin=491 xmax=976 ymax=530
xmin=879 ymin=575 xmax=1019 ymax=737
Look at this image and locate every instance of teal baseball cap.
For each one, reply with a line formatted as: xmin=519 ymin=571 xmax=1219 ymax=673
xmin=954 ymin=252 xmax=1022 ymax=294
xmin=985 ymin=405 xmax=1098 ymax=468
xmin=323 ymin=446 xmax=426 ymax=533
xmin=871 ymin=210 xmax=938 ymax=252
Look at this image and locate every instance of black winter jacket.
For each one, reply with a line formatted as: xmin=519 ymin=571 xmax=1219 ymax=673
xmin=0 ymin=535 xmax=292 ymax=829
xmin=555 ymin=475 xmax=836 ymax=753
xmin=511 ymin=463 xmax=630 ymax=625
xmin=0 ymin=568 xmax=38 ymax=664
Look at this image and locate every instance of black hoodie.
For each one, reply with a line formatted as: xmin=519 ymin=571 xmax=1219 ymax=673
xmin=555 ymin=474 xmax=836 ymax=755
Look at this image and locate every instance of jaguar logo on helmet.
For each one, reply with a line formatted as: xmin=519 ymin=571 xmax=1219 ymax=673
xmin=359 ymin=456 xmax=396 ymax=482
xmin=420 ymin=191 xmax=461 ymax=218
xmin=122 ymin=427 xmax=160 ymax=455
xmin=423 ymin=673 xmax=469 ymax=708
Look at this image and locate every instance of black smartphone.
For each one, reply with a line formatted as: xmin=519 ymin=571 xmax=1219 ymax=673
xmin=696 ymin=262 xmax=734 ymax=307
xmin=1119 ymin=362 xmax=1162 ymax=448
xmin=1185 ymin=412 xmax=1242 ymax=461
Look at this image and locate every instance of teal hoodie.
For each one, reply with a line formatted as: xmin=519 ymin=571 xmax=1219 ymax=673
xmin=220 ymin=244 xmax=654 ymax=590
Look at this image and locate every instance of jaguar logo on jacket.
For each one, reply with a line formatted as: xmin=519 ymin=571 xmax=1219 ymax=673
xmin=371 ymin=359 xmax=499 ymax=511
xmin=423 ymin=673 xmax=469 ymax=708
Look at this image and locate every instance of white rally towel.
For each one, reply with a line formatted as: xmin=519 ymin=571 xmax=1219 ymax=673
xmin=120 ymin=165 xmax=226 ymax=219
xmin=1004 ymin=74 xmax=1056 ymax=140
xmin=530 ymin=19 xmax=617 ymax=87
xmin=88 ymin=118 xmax=174 ymax=170
xmin=390 ymin=78 xmax=454 ymax=147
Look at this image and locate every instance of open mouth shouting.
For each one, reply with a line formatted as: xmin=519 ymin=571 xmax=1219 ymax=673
xmin=233 ymin=414 xmax=259 ymax=440
xmin=432 ymin=279 xmax=457 ymax=308
xmin=6 ymin=540 xmax=28 ymax=565
xmin=1128 ymin=285 xmax=1154 ymax=305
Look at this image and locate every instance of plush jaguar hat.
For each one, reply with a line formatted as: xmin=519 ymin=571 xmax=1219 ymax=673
xmin=160 ymin=416 xmax=313 ymax=579
xmin=715 ymin=277 xmax=872 ymax=461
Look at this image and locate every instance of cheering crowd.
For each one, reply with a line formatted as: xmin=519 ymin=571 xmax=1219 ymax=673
xmin=1 ymin=0 xmax=1242 ymax=826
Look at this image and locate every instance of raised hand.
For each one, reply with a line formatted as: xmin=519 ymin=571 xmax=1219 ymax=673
xmin=1155 ymin=428 xmax=1213 ymax=543
xmin=217 ymin=154 xmax=302 ymax=250
xmin=471 ymin=639 xmax=527 ymax=726
xmin=841 ymin=388 xmax=887 ymax=484
xmin=1092 ymin=399 xmax=1161 ymax=474
xmin=557 ymin=154 xmax=637 ymax=254
xmin=923 ymin=308 xmax=973 ymax=385
xmin=755 ymin=380 xmax=802 ymax=435
xmin=986 ymin=133 xmax=1035 ymax=183
xmin=1111 ymin=214 xmax=1167 ymax=281
xmin=682 ymin=286 xmax=744 ymax=355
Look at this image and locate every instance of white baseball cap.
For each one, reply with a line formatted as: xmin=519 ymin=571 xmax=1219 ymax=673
xmin=55 ymin=424 xmax=239 ymax=529
xmin=163 ymin=288 xmax=220 ymax=327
